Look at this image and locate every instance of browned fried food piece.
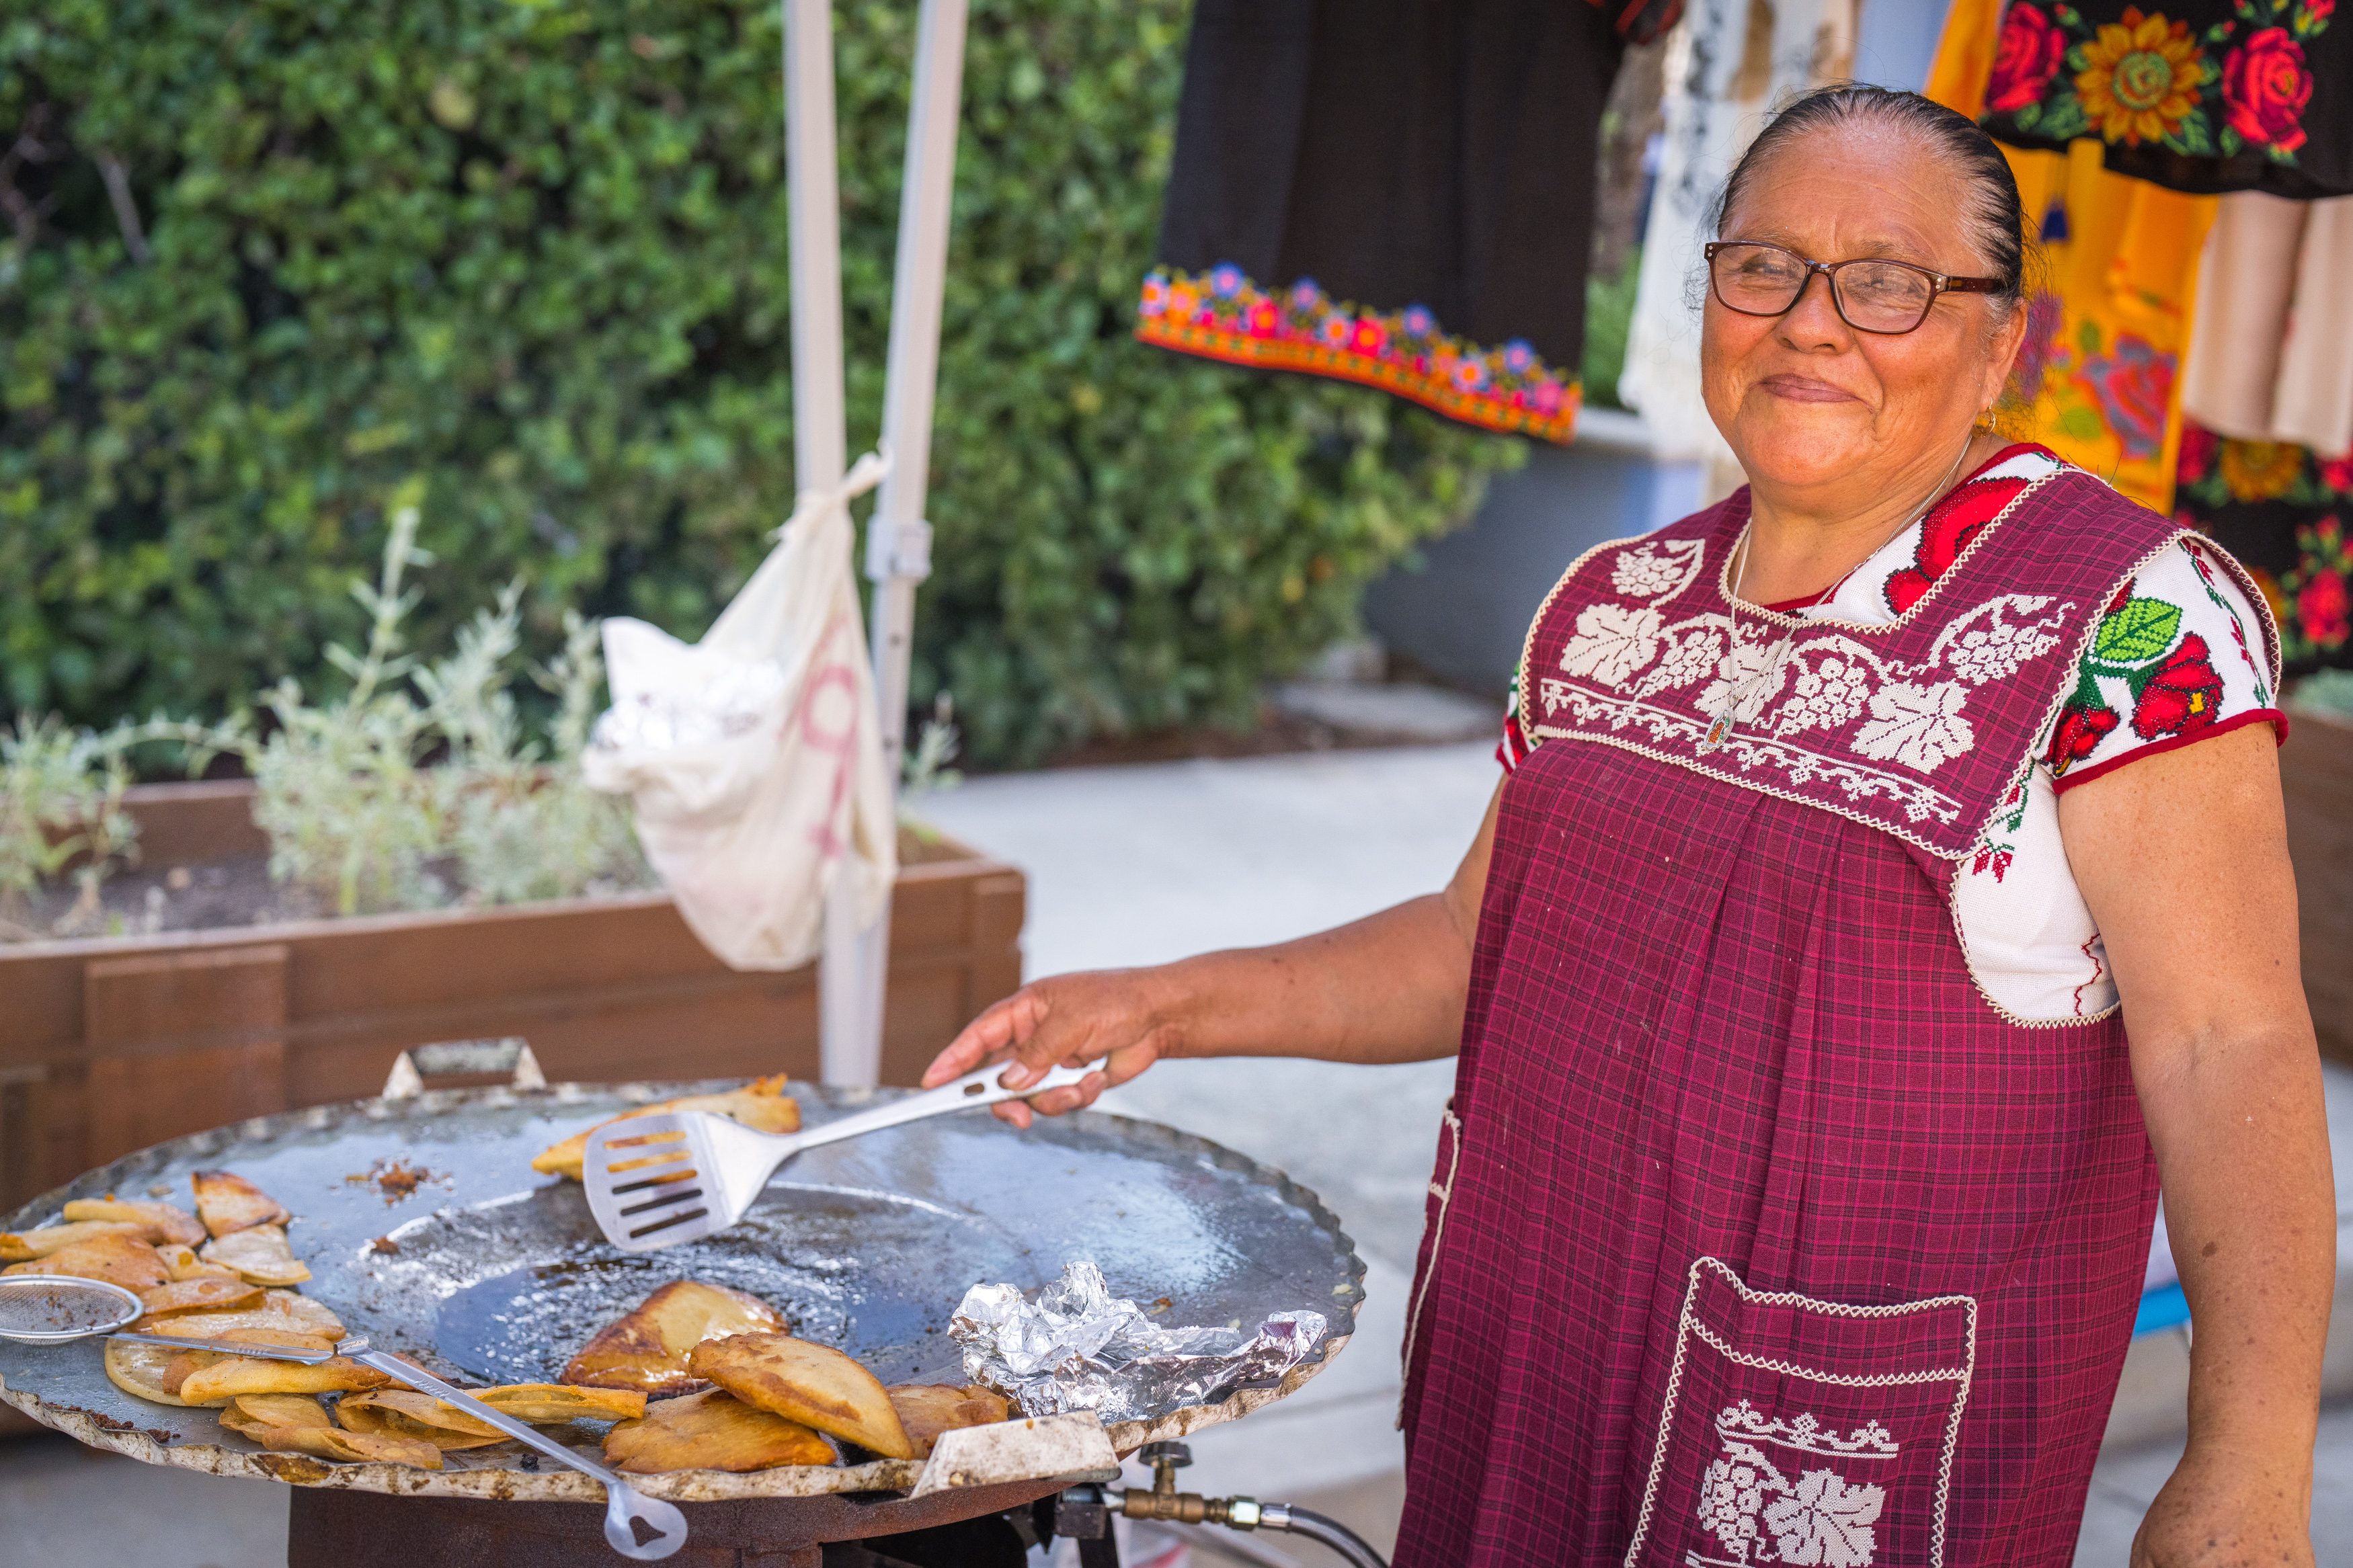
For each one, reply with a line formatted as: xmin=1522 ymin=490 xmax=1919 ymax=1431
xmin=3 ymin=1232 xmax=169 ymax=1292
xmin=255 ymin=1425 xmax=442 ymax=1468
xmin=177 ymin=1329 xmax=398 ymax=1406
xmin=154 ymin=1243 xmax=241 ymax=1282
xmin=532 ymin=1076 xmax=801 ymax=1182
xmin=62 ymin=1198 xmax=207 ymax=1247
xmin=885 ymin=1384 xmax=1012 ymax=1459
xmin=335 ymin=1390 xmax=510 ymax=1452
xmin=602 ymin=1387 xmax=836 ymax=1474
xmin=138 ymin=1276 xmax=264 ymax=1319
xmin=686 ymin=1334 xmax=913 ymax=1459
xmin=198 ymin=1224 xmax=311 ymax=1286
xmin=104 ymin=1339 xmax=192 ymax=1405
xmin=192 ymin=1170 xmax=291 ymax=1239
xmin=562 ymin=1280 xmax=785 ymax=1396
xmin=220 ymin=1393 xmax=336 ymax=1439
xmin=477 ymin=1384 xmax=647 ymax=1423
xmin=0 ymin=1221 xmax=155 ymax=1261
xmin=131 ymin=1294 xmax=346 ymax=1341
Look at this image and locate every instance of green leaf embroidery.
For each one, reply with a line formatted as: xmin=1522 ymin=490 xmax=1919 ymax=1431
xmin=2220 ymin=125 xmax=2244 ymax=156
xmin=2013 ymin=100 xmax=2044 ymax=134
xmin=2093 ymin=597 xmax=2183 ymax=664
xmin=2060 ymin=404 xmax=2106 ymax=442
xmin=2076 ymin=319 xmax=2105 ymax=356
xmin=2171 ymin=111 xmax=2216 ymax=157
xmin=2039 ymin=96 xmax=2091 ymax=140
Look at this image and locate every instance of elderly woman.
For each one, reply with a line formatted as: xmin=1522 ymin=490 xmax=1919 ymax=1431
xmin=926 ymin=87 xmax=2334 ymax=1567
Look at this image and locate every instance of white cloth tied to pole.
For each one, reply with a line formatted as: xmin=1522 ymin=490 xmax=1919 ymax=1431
xmin=584 ymin=447 xmax=898 ymax=971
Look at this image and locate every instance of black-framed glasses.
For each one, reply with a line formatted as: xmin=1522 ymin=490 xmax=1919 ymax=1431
xmin=1704 ymin=241 xmax=2007 ymax=335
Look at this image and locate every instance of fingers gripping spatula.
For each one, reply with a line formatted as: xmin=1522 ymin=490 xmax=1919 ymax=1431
xmin=582 ymin=1059 xmax=1103 ymax=1253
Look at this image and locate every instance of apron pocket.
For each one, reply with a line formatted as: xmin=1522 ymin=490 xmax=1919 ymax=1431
xmin=1624 ymin=1257 xmax=1977 ymax=1568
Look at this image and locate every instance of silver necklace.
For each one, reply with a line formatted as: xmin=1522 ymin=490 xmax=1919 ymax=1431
xmin=1698 ymin=438 xmax=1977 ymax=753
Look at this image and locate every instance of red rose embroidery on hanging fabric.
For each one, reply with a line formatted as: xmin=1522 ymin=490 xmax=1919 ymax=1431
xmin=1988 ymin=4 xmax=2070 ymax=112
xmin=2320 ymin=454 xmax=2353 ymax=495
xmin=2130 ymin=632 xmax=2223 ymax=739
xmin=2222 ymin=29 xmax=2313 ymax=155
xmin=1882 ymin=478 xmax=2030 ymax=614
xmin=2301 ymin=566 xmax=2348 ymax=648
xmin=2177 ymin=424 xmax=2217 ymax=485
xmin=2046 ymin=700 xmax=2120 ymax=776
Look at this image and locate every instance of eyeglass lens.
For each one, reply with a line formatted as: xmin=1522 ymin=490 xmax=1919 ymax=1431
xmin=1710 ymin=243 xmax=1938 ymax=333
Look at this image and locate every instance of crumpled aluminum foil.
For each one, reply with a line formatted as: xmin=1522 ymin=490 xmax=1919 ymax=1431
xmin=950 ymin=1260 xmax=1328 ymax=1423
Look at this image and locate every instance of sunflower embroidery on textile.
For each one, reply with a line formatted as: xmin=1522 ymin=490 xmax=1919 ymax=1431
xmin=1693 ymin=1402 xmax=1896 ymax=1567
xmin=1981 ymin=1 xmax=2329 ymax=167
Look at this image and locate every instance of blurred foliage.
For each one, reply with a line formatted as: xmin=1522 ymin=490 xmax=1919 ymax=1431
xmin=0 ymin=0 xmax=1522 ymax=766
xmin=1580 ymin=249 xmax=1640 ymax=413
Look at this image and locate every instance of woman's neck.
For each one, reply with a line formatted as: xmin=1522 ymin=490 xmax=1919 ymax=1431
xmin=1734 ymin=429 xmax=2008 ymax=608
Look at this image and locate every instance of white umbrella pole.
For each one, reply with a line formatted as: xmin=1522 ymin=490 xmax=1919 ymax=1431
xmin=785 ymin=0 xmax=869 ymax=1087
xmin=844 ymin=0 xmax=971 ymax=1079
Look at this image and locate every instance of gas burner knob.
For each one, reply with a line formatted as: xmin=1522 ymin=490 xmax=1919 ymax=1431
xmin=1140 ymin=1440 xmax=1192 ymax=1471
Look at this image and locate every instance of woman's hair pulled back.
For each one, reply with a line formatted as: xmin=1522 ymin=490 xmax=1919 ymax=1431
xmin=1716 ymin=85 xmax=2033 ymax=313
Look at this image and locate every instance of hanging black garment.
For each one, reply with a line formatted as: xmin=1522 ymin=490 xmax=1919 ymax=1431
xmin=1138 ymin=0 xmax=1676 ymax=444
xmin=1977 ymin=1 xmax=2351 ymax=198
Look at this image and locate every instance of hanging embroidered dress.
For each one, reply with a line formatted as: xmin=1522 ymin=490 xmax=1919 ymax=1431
xmin=1137 ymin=0 xmax=1682 ymax=446
xmin=1397 ymin=446 xmax=2284 ymax=1567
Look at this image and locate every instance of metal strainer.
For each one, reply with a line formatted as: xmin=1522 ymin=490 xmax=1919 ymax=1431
xmin=0 ymin=1275 xmax=144 ymax=1344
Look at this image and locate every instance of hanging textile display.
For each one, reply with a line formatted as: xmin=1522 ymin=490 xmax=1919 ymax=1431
xmin=1138 ymin=0 xmax=1684 ymax=446
xmin=2180 ymin=192 xmax=2353 ymax=456
xmin=1975 ymin=0 xmax=2350 ymax=200
xmin=1618 ymin=0 xmax=1862 ymax=468
xmin=2173 ymin=425 xmax=2352 ymax=672
xmin=1929 ymin=0 xmax=2216 ymax=513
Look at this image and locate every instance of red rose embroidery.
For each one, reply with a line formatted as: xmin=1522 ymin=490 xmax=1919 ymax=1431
xmin=2321 ymin=454 xmax=2353 ymax=495
xmin=2073 ymin=333 xmax=2173 ymax=462
xmin=2130 ymin=632 xmax=2223 ymax=740
xmin=2222 ymin=28 xmax=2313 ymax=155
xmin=2046 ymin=700 xmax=2120 ymax=776
xmin=1987 ymin=3 xmax=2069 ymax=113
xmin=2177 ymin=423 xmax=2217 ymax=485
xmin=2301 ymin=565 xmax=2349 ymax=649
xmin=1883 ymin=477 xmax=2030 ymax=614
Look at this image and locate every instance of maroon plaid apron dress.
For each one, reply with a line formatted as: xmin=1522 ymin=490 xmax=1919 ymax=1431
xmin=1396 ymin=466 xmax=2229 ymax=1567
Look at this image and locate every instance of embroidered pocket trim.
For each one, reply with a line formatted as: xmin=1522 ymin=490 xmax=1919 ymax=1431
xmin=1622 ymin=1257 xmax=1979 ymax=1568
xmin=1400 ymin=1100 xmax=1464 ymax=1395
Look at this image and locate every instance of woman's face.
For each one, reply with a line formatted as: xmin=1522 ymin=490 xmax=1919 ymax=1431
xmin=1700 ymin=124 xmax=2026 ymax=499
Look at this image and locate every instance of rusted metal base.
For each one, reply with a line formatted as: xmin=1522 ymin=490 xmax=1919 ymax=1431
xmin=285 ymin=1477 xmax=1065 ymax=1568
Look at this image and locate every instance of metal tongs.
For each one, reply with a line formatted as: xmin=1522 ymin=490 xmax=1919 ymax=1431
xmin=582 ymin=1057 xmax=1105 ymax=1252
xmin=111 ymin=1328 xmax=689 ymax=1561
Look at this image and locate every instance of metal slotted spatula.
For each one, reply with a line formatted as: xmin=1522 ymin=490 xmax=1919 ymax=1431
xmin=583 ymin=1058 xmax=1103 ymax=1253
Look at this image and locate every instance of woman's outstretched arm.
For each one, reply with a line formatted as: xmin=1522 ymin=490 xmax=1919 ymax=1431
xmin=918 ymin=780 xmax=1504 ymax=1126
xmin=2061 ymin=723 xmax=2334 ymax=1568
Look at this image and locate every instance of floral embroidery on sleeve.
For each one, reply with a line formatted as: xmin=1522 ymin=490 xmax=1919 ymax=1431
xmin=2042 ymin=542 xmax=2280 ymax=787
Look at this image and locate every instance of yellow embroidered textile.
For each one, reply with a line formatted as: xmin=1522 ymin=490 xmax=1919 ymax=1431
xmin=1929 ymin=0 xmax=2217 ymax=513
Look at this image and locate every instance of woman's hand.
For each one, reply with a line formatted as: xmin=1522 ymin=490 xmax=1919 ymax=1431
xmin=918 ymin=782 xmax=1506 ymax=1128
xmin=2130 ymin=1440 xmax=2315 ymax=1567
xmin=920 ymin=968 xmax=1183 ymax=1129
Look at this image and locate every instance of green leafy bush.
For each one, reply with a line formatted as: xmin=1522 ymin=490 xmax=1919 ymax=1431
xmin=1 ymin=0 xmax=1520 ymax=766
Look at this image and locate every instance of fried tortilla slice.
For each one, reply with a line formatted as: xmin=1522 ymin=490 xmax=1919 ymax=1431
xmin=561 ymin=1280 xmax=786 ymax=1396
xmin=478 ymin=1383 xmax=647 ymax=1423
xmin=335 ymin=1390 xmax=510 ymax=1452
xmin=62 ymin=1197 xmax=207 ymax=1247
xmin=885 ymin=1384 xmax=1013 ymax=1459
xmin=177 ymin=1349 xmax=397 ymax=1406
xmin=687 ymin=1333 xmax=913 ymax=1459
xmin=155 ymin=1242 xmax=241 ymax=1282
xmin=131 ymin=1296 xmax=346 ymax=1341
xmin=603 ymin=1387 xmax=837 ymax=1474
xmin=262 ymin=1290 xmax=346 ymax=1337
xmin=220 ymin=1393 xmax=335 ymax=1440
xmin=199 ymin=1224 xmax=311 ymax=1286
xmin=138 ymin=1276 xmax=264 ymax=1319
xmin=3 ymin=1231 xmax=169 ymax=1292
xmin=105 ymin=1339 xmax=192 ymax=1405
xmin=192 ymin=1169 xmax=291 ymax=1239
xmin=532 ymin=1075 xmax=801 ymax=1182
xmin=0 ymin=1221 xmax=151 ymax=1261
xmin=256 ymin=1425 xmax=443 ymax=1469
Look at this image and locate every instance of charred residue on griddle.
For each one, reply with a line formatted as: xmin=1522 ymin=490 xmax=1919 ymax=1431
xmin=346 ymin=1158 xmax=442 ymax=1205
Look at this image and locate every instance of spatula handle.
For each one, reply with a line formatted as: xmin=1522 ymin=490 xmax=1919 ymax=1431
xmin=791 ymin=1057 xmax=1107 ymax=1156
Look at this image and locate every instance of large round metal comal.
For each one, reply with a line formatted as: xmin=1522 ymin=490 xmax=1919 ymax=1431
xmin=0 ymin=1081 xmax=1365 ymax=1561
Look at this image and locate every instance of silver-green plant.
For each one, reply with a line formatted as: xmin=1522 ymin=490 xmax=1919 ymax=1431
xmin=0 ymin=714 xmax=139 ymax=934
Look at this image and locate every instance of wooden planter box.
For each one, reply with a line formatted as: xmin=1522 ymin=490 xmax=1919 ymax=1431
xmin=0 ymin=781 xmax=1024 ymax=1211
xmin=2288 ymin=706 xmax=2353 ymax=1068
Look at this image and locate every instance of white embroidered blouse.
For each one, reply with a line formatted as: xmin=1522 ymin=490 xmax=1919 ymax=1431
xmin=1499 ymin=445 xmax=2286 ymax=1024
